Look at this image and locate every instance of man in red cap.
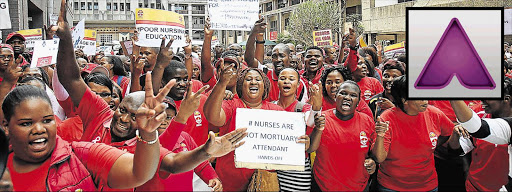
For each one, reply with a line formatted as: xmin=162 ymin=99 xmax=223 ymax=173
xmin=5 ymin=32 xmax=30 ymax=66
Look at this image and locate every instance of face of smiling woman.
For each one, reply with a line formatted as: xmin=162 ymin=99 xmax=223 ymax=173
xmin=242 ymin=70 xmax=265 ymax=103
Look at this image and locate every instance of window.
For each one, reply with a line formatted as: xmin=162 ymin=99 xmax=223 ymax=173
xmin=74 ymin=2 xmax=78 ymax=10
xmin=265 ymin=2 xmax=272 ymax=11
xmin=168 ymin=4 xmax=172 ymax=11
xmin=114 ymin=3 xmax=118 ymax=11
xmin=107 ymin=3 xmax=111 ymax=10
xmin=192 ymin=5 xmax=205 ymax=14
xmin=284 ymin=18 xmax=289 ymax=28
xmin=81 ymin=2 xmax=85 ymax=10
xmin=94 ymin=2 xmax=99 ymax=10
xmin=120 ymin=3 xmax=124 ymax=11
xmin=100 ymin=34 xmax=113 ymax=44
xmin=126 ymin=3 xmax=130 ymax=10
xmin=291 ymin=0 xmax=300 ymax=5
xmin=139 ymin=3 xmax=143 ymax=8
xmin=156 ymin=3 xmax=161 ymax=9
xmin=88 ymin=2 xmax=92 ymax=10
xmin=151 ymin=3 xmax=155 ymax=8
xmin=278 ymin=0 xmax=286 ymax=8
xmin=270 ymin=20 xmax=277 ymax=31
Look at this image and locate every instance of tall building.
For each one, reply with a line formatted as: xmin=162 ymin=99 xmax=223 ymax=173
xmin=71 ymin=0 xmax=209 ymax=46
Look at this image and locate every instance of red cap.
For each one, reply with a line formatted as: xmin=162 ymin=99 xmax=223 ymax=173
xmin=81 ymin=63 xmax=109 ymax=77
xmin=6 ymin=32 xmax=26 ymax=43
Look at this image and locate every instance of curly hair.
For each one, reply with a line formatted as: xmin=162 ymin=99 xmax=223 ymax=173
xmin=321 ymin=66 xmax=353 ymax=97
xmin=236 ymin=68 xmax=271 ymax=101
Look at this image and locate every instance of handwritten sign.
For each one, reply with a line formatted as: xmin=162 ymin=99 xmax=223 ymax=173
xmin=312 ymin=29 xmax=332 ymax=47
xmin=30 ymin=39 xmax=59 ymax=68
xmin=0 ymin=0 xmax=10 ymax=29
xmin=76 ymin=29 xmax=97 ymax=56
xmin=208 ymin=0 xmax=259 ymax=31
xmin=506 ymin=8 xmax=512 ymax=35
xmin=72 ymin=19 xmax=85 ymax=49
xmin=135 ymin=8 xmax=186 ymax=48
xmin=17 ymin=29 xmax=43 ymax=50
xmin=235 ymin=108 xmax=305 ymax=171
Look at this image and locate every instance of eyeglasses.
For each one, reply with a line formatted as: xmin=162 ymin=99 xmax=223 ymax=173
xmin=0 ymin=55 xmax=13 ymax=60
xmin=94 ymin=92 xmax=112 ymax=98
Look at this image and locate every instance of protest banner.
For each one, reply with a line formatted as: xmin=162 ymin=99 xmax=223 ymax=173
xmin=49 ymin=14 xmax=59 ymax=26
xmin=72 ymin=19 xmax=85 ymax=49
xmin=30 ymin=39 xmax=59 ymax=68
xmin=122 ymin=40 xmax=134 ymax=55
xmin=0 ymin=0 xmax=10 ymax=29
xmin=384 ymin=41 xmax=405 ymax=59
xmin=506 ymin=8 xmax=512 ymax=35
xmin=208 ymin=0 xmax=259 ymax=31
xmin=269 ymin=31 xmax=278 ymax=41
xmin=75 ymin=29 xmax=97 ymax=56
xmin=135 ymin=8 xmax=186 ymax=48
xmin=312 ymin=29 xmax=333 ymax=47
xmin=235 ymin=108 xmax=306 ymax=171
xmin=17 ymin=28 xmax=43 ymax=51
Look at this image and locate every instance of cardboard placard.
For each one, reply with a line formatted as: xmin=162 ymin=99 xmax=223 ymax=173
xmin=313 ymin=29 xmax=332 ymax=47
xmin=30 ymin=39 xmax=59 ymax=68
xmin=135 ymin=8 xmax=186 ymax=48
xmin=208 ymin=0 xmax=259 ymax=31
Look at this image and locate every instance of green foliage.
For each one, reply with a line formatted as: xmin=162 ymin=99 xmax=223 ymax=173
xmin=276 ymin=33 xmax=295 ymax=44
xmin=287 ymin=0 xmax=343 ymax=45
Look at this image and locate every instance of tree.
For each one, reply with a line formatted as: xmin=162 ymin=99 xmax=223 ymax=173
xmin=346 ymin=14 xmax=364 ymax=37
xmin=276 ymin=33 xmax=295 ymax=44
xmin=287 ymin=0 xmax=343 ymax=46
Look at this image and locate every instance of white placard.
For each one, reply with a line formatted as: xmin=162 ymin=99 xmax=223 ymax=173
xmin=235 ymin=108 xmax=305 ymax=171
xmin=30 ymin=39 xmax=59 ymax=68
xmin=208 ymin=0 xmax=259 ymax=31
xmin=50 ymin=14 xmax=58 ymax=26
xmin=123 ymin=40 xmax=133 ymax=55
xmin=135 ymin=8 xmax=186 ymax=48
xmin=0 ymin=0 xmax=10 ymax=29
xmin=72 ymin=19 xmax=85 ymax=48
xmin=506 ymin=8 xmax=512 ymax=35
xmin=76 ymin=39 xmax=96 ymax=56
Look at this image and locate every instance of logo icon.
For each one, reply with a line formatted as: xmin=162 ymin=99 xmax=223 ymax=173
xmin=360 ymin=131 xmax=368 ymax=148
xmin=415 ymin=18 xmax=495 ymax=90
xmin=137 ymin=10 xmax=144 ymax=18
xmin=429 ymin=132 xmax=438 ymax=148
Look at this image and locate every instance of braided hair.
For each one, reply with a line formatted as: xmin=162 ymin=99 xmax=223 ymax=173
xmin=236 ymin=68 xmax=271 ymax=101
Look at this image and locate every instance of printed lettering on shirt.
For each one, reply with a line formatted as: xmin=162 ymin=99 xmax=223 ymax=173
xmin=364 ymin=90 xmax=372 ymax=101
xmin=194 ymin=110 xmax=202 ymax=126
xmin=92 ymin=136 xmax=101 ymax=143
xmin=360 ymin=131 xmax=369 ymax=148
xmin=429 ymin=132 xmax=438 ymax=149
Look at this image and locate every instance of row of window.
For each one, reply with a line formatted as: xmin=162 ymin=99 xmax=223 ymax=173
xmin=136 ymin=3 xmax=204 ymax=12
xmin=74 ymin=2 xmax=131 ymax=11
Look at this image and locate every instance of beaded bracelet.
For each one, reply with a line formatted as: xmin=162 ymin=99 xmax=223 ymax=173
xmin=135 ymin=130 xmax=159 ymax=145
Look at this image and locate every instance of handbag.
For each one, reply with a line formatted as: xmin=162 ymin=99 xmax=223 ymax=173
xmin=247 ymin=169 xmax=280 ymax=192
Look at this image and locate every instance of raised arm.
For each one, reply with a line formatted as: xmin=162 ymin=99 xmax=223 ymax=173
xmin=108 ymin=72 xmax=175 ymax=188
xmin=151 ymin=38 xmax=174 ymax=95
xmin=343 ymin=28 xmax=358 ymax=73
xmin=307 ymin=113 xmax=325 ymax=153
xmin=204 ymin=59 xmax=234 ymax=126
xmin=337 ymin=34 xmax=348 ymax=65
xmin=160 ymin=128 xmax=246 ymax=173
xmin=53 ymin=0 xmax=87 ymax=107
xmin=183 ymin=36 xmax=193 ymax=81
xmin=255 ymin=33 xmax=265 ymax=64
xmin=130 ymin=32 xmax=143 ymax=93
xmin=201 ymin=17 xmax=215 ymax=83
xmin=372 ymin=116 xmax=389 ymax=163
xmin=245 ymin=18 xmax=266 ymax=68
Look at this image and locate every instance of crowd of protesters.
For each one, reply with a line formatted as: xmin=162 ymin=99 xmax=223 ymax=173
xmin=0 ymin=0 xmax=511 ymax=191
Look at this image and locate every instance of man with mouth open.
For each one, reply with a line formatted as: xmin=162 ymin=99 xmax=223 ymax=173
xmin=245 ymin=18 xmax=306 ymax=102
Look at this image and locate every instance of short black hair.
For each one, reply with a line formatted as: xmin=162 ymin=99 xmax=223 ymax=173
xmin=382 ymin=60 xmax=405 ymax=75
xmin=337 ymin=80 xmax=361 ymax=98
xmin=20 ymin=65 xmax=50 ymax=86
xmin=105 ymin=55 xmax=128 ymax=76
xmin=163 ymin=60 xmax=187 ymax=84
xmin=3 ymin=85 xmax=51 ymax=121
xmin=84 ymin=72 xmax=113 ymax=94
xmin=321 ymin=66 xmax=353 ymax=97
xmin=305 ymin=46 xmax=324 ymax=56
xmin=390 ymin=75 xmax=407 ymax=113
xmin=18 ymin=76 xmax=46 ymax=90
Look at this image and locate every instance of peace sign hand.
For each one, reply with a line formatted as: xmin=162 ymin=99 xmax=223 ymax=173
xmin=174 ymin=82 xmax=210 ymax=124
xmin=0 ymin=55 xmax=22 ymax=83
xmin=217 ymin=58 xmax=235 ymax=85
xmin=155 ymin=37 xmax=175 ymax=69
xmin=136 ymin=72 xmax=176 ymax=134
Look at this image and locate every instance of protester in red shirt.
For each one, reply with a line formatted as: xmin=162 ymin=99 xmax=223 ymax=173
xmin=204 ymin=65 xmax=286 ymax=191
xmin=5 ymin=32 xmax=30 ymax=66
xmin=368 ymin=59 xmax=404 ymax=119
xmin=320 ymin=66 xmax=373 ymax=118
xmin=309 ymin=81 xmax=376 ymax=191
xmin=99 ymin=55 xmax=130 ymax=97
xmin=300 ymin=46 xmax=325 ymax=88
xmin=373 ymin=76 xmax=455 ymax=191
xmin=353 ymin=56 xmax=384 ymax=104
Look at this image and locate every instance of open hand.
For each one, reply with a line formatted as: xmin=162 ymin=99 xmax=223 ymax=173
xmin=136 ymin=72 xmax=176 ymax=134
xmin=0 ymin=55 xmax=22 ymax=82
xmin=203 ymin=128 xmax=247 ymax=157
xmin=377 ymin=97 xmax=394 ymax=110
xmin=308 ymin=81 xmax=323 ymax=111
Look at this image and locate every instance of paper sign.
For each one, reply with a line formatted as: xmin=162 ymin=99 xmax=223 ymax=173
xmin=50 ymin=14 xmax=59 ymax=26
xmin=384 ymin=41 xmax=405 ymax=59
xmin=30 ymin=39 xmax=60 ymax=68
xmin=208 ymin=0 xmax=259 ymax=31
xmin=235 ymin=108 xmax=306 ymax=171
xmin=72 ymin=19 xmax=85 ymax=48
xmin=211 ymin=36 xmax=219 ymax=47
xmin=506 ymin=8 xmax=512 ymax=35
xmin=76 ymin=29 xmax=97 ymax=56
xmin=312 ymin=29 xmax=332 ymax=47
xmin=269 ymin=31 xmax=278 ymax=41
xmin=17 ymin=28 xmax=43 ymax=50
xmin=135 ymin=8 xmax=186 ymax=48
xmin=0 ymin=0 xmax=11 ymax=29
xmin=123 ymin=40 xmax=133 ymax=55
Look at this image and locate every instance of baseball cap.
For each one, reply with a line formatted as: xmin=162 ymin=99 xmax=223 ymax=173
xmin=6 ymin=32 xmax=26 ymax=43
xmin=81 ymin=63 xmax=109 ymax=77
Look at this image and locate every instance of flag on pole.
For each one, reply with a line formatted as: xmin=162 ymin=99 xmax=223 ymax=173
xmin=358 ymin=34 xmax=367 ymax=48
xmin=0 ymin=0 xmax=11 ymax=29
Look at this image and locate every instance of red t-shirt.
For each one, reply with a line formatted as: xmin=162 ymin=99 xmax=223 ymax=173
xmin=215 ymin=98 xmax=284 ymax=191
xmin=300 ymin=67 xmax=325 ymax=91
xmin=377 ymin=106 xmax=454 ymax=191
xmin=8 ymin=153 xmax=51 ymax=191
xmin=266 ymin=69 xmax=305 ymax=102
xmin=357 ymin=77 xmax=384 ymax=104
xmin=428 ymin=100 xmax=477 ymax=122
xmin=76 ymin=88 xmax=114 ymax=144
xmin=314 ymin=109 xmax=375 ymax=191
xmin=466 ymin=139 xmax=508 ymax=191
xmin=190 ymin=79 xmax=204 ymax=92
xmin=321 ymin=96 xmax=373 ymax=119
xmin=111 ymin=75 xmax=130 ymax=97
xmin=174 ymin=94 xmax=210 ymax=145
xmin=57 ymin=116 xmax=84 ymax=142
